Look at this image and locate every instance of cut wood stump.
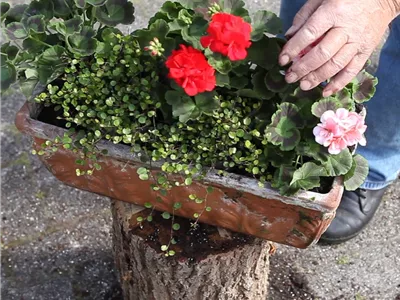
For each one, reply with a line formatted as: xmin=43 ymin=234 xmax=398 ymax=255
xmin=111 ymin=200 xmax=273 ymax=300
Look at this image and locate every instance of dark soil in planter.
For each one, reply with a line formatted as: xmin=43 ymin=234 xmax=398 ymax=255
xmin=131 ymin=209 xmax=254 ymax=263
xmin=38 ymin=105 xmax=68 ymax=128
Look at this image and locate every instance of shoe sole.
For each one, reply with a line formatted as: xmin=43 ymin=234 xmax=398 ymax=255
xmin=318 ymin=212 xmax=377 ymax=245
xmin=318 ymin=229 xmax=363 ymax=245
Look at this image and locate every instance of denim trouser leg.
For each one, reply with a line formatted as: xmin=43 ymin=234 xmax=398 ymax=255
xmin=279 ymin=1 xmax=400 ymax=189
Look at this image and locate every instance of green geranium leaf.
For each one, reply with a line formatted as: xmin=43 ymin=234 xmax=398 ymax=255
xmin=336 ymin=88 xmax=354 ymax=111
xmin=23 ymin=36 xmax=47 ymax=53
xmin=74 ymin=0 xmax=85 ymax=8
xmin=237 ymin=88 xmax=260 ymax=99
xmin=23 ymin=0 xmax=54 ymax=21
xmin=19 ymin=78 xmax=40 ymax=98
xmin=3 ymin=4 xmax=28 ymax=25
xmin=311 ymin=97 xmax=342 ymax=118
xmin=161 ymin=1 xmax=182 ymax=19
xmin=135 ymin=19 xmax=176 ymax=57
xmin=216 ymin=73 xmax=230 ymax=87
xmin=95 ymin=0 xmax=135 ymax=26
xmin=247 ymin=36 xmax=281 ymax=70
xmin=66 ymin=26 xmax=97 ymax=56
xmin=251 ymin=10 xmax=282 ymax=41
xmin=344 ymin=154 xmax=369 ymax=191
xmin=229 ymin=75 xmax=247 ymax=89
xmin=165 ymin=90 xmax=200 ymax=122
xmin=1 ymin=43 xmax=19 ymax=61
xmin=51 ymin=0 xmax=73 ymax=17
xmin=194 ymin=91 xmax=219 ymax=114
xmin=296 ymin=140 xmax=327 ymax=162
xmin=208 ymin=53 xmax=232 ymax=74
xmin=39 ymin=45 xmax=65 ymax=64
xmin=148 ymin=11 xmax=171 ymax=27
xmin=282 ymin=87 xmax=323 ymax=122
xmin=1 ymin=61 xmax=16 ymax=91
xmin=290 ymin=162 xmax=327 ymax=191
xmin=167 ymin=18 xmax=187 ymax=31
xmin=26 ymin=15 xmax=46 ymax=33
xmin=25 ymin=68 xmax=38 ymax=79
xmin=232 ymin=63 xmax=249 ymax=76
xmin=283 ymin=86 xmax=322 ymax=102
xmin=321 ymin=148 xmax=353 ymax=176
xmin=252 ymin=70 xmax=274 ymax=99
xmin=1 ymin=53 xmax=6 ymax=68
xmin=1 ymin=2 xmax=10 ymax=18
xmin=37 ymin=45 xmax=66 ymax=83
xmin=265 ymin=102 xmax=304 ymax=151
xmin=5 ymin=22 xmax=28 ymax=40
xmin=87 ymin=0 xmax=107 ymax=6
xmin=178 ymin=0 xmax=209 ymax=9
xmin=64 ymin=16 xmax=83 ymax=34
xmin=218 ymin=0 xmax=249 ymax=18
xmin=265 ymin=66 xmax=289 ymax=93
xmin=352 ymin=71 xmax=378 ymax=103
xmin=181 ymin=16 xmax=208 ymax=49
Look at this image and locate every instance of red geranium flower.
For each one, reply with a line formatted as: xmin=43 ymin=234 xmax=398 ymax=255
xmin=166 ymin=45 xmax=216 ymax=96
xmin=200 ymin=12 xmax=252 ymax=61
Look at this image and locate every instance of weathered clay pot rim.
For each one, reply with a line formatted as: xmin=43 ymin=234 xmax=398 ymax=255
xmin=15 ymin=101 xmax=343 ymax=213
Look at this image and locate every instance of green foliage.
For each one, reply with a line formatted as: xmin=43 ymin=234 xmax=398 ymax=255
xmin=344 ymin=155 xmax=369 ymax=191
xmin=10 ymin=0 xmax=375 ymax=205
xmin=1 ymin=0 xmax=136 ymax=94
xmin=95 ymin=0 xmax=135 ymax=26
xmin=311 ymin=97 xmax=342 ymax=118
xmin=290 ymin=162 xmax=327 ymax=191
xmin=352 ymin=70 xmax=378 ymax=103
xmin=265 ymin=103 xmax=304 ymax=151
xmin=251 ymin=10 xmax=282 ymax=41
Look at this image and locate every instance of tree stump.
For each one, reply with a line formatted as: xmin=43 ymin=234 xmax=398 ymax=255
xmin=111 ymin=200 xmax=272 ymax=300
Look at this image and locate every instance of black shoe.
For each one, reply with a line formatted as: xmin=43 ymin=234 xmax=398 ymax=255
xmin=319 ymin=187 xmax=388 ymax=245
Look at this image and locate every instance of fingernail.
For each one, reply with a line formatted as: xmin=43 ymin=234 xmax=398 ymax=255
xmin=279 ymin=54 xmax=290 ymax=66
xmin=323 ymin=89 xmax=333 ymax=98
xmin=285 ymin=72 xmax=298 ymax=83
xmin=300 ymin=80 xmax=311 ymax=91
xmin=285 ymin=26 xmax=297 ymax=37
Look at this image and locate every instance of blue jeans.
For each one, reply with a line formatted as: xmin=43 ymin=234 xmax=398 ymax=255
xmin=280 ymin=0 xmax=400 ymax=190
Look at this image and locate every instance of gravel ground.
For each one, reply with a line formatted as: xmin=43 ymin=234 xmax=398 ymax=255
xmin=1 ymin=1 xmax=399 ymax=299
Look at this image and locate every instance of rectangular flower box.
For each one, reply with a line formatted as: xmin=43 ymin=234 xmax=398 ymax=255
xmin=15 ymin=101 xmax=344 ymax=248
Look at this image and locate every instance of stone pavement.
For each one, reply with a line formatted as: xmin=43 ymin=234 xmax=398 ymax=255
xmin=1 ymin=1 xmax=399 ymax=299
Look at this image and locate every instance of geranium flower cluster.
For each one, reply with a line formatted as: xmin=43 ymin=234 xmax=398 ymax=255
xmin=164 ymin=13 xmax=252 ymax=96
xmin=313 ymin=108 xmax=367 ymax=154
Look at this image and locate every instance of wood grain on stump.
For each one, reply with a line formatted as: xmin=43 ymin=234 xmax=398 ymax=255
xmin=111 ymin=200 xmax=272 ymax=300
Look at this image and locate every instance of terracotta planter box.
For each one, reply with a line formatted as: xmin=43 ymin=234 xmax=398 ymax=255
xmin=15 ymin=102 xmax=344 ymax=248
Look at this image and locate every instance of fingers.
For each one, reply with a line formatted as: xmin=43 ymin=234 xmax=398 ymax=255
xmin=322 ymin=54 xmax=369 ymax=97
xmin=279 ymin=6 xmax=334 ymax=66
xmin=285 ymin=0 xmax=324 ymax=37
xmin=285 ymin=28 xmax=348 ymax=84
xmin=298 ymin=43 xmax=358 ymax=91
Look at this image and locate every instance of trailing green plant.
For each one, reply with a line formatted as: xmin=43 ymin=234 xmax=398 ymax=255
xmin=2 ymin=0 xmax=378 ymax=255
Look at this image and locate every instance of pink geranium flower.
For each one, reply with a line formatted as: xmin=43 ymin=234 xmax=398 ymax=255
xmin=313 ymin=108 xmax=367 ymax=155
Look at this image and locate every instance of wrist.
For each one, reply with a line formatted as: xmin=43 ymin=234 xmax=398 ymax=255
xmin=380 ymin=0 xmax=400 ymax=18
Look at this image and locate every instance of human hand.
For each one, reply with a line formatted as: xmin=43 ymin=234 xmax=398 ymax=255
xmin=279 ymin=0 xmax=400 ymax=97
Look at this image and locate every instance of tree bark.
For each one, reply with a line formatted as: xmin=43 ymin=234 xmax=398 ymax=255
xmin=111 ymin=200 xmax=272 ymax=300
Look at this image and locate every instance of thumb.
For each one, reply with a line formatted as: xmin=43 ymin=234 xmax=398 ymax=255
xmin=286 ymin=0 xmax=323 ymax=38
